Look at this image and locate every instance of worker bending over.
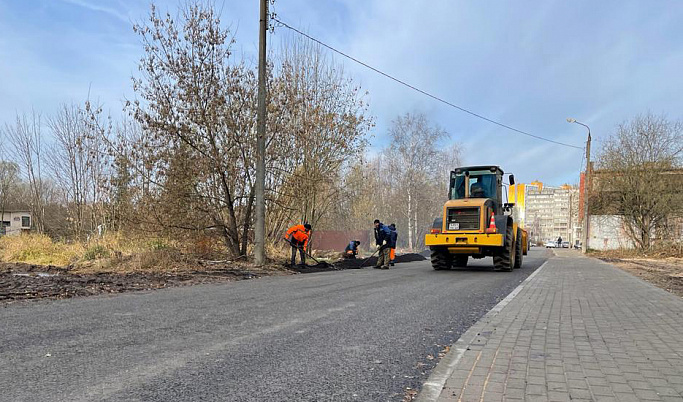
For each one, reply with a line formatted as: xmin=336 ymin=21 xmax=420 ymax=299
xmin=285 ymin=223 xmax=311 ymax=266
xmin=344 ymin=240 xmax=361 ymax=259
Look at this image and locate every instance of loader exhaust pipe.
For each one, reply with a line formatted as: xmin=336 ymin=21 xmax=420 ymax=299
xmin=464 ymin=170 xmax=470 ymax=198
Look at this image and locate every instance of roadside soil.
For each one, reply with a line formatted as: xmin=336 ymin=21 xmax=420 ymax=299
xmin=0 ymin=260 xmax=287 ymax=305
xmin=1 ymin=253 xmax=427 ymax=304
xmin=598 ymin=256 xmax=683 ymax=297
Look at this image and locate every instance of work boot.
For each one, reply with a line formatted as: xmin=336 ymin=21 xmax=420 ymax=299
xmin=381 ymin=265 xmax=389 ymax=270
xmin=373 ymin=265 xmax=381 ymax=269
xmin=390 ymin=262 xmax=395 ymax=266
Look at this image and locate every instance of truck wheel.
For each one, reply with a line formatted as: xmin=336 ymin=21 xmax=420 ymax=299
xmin=493 ymin=224 xmax=514 ymax=272
xmin=453 ymin=255 xmax=468 ymax=267
xmin=514 ymin=228 xmax=523 ymax=269
xmin=431 ymin=248 xmax=452 ymax=270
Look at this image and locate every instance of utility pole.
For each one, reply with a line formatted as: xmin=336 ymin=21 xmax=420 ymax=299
xmin=583 ymin=136 xmax=591 ymax=254
xmin=254 ymin=0 xmax=268 ymax=265
xmin=567 ymin=118 xmax=591 ymax=254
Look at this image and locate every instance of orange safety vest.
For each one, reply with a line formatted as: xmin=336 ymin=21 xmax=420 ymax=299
xmin=285 ymin=224 xmax=310 ymax=250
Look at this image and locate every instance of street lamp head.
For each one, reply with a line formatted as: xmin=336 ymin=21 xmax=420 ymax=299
xmin=566 ymin=118 xmax=576 ymax=123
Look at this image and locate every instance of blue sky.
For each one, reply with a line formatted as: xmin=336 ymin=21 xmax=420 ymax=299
xmin=1 ymin=0 xmax=682 ymax=186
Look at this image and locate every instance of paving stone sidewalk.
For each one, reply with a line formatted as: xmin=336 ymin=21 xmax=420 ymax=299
xmin=424 ymin=250 xmax=683 ymax=402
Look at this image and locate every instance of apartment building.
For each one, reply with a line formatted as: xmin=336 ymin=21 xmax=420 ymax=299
xmin=509 ymin=182 xmax=579 ymax=245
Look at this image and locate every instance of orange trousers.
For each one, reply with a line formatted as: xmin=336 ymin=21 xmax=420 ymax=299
xmin=390 ymin=248 xmax=396 ymax=261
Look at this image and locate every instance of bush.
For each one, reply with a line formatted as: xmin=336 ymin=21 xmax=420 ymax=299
xmin=147 ymin=238 xmax=169 ymax=250
xmin=83 ymin=244 xmax=110 ymax=261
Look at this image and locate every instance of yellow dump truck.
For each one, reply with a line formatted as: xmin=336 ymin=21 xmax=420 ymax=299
xmin=425 ymin=165 xmax=528 ymax=271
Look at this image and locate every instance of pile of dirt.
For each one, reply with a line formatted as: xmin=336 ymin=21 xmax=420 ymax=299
xmin=285 ymin=262 xmax=340 ymax=274
xmin=395 ymin=253 xmax=428 ymax=263
xmin=331 ymin=257 xmax=375 ymax=270
xmin=287 ymin=253 xmax=428 ymax=272
xmin=0 ymin=261 xmax=279 ymax=304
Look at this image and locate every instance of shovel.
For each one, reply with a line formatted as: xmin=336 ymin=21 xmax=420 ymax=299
xmin=357 ymin=248 xmax=381 ymax=269
xmin=282 ymin=239 xmax=334 ymax=269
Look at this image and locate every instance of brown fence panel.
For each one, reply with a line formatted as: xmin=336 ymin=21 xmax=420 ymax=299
xmin=309 ymin=230 xmax=372 ymax=252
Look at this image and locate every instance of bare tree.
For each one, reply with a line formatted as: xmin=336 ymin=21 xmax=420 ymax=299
xmin=384 ymin=112 xmax=448 ymax=250
xmin=265 ymin=37 xmax=372 ymax=238
xmin=595 ymin=113 xmax=683 ymax=250
xmin=47 ymin=103 xmax=89 ymax=238
xmin=127 ymin=2 xmax=260 ymax=256
xmin=2 ymin=111 xmax=46 ymax=232
xmin=0 ymin=160 xmax=20 ymax=233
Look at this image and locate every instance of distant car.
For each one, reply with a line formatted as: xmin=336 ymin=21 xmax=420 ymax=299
xmin=544 ymin=241 xmax=557 ymax=248
xmin=561 ymin=241 xmax=570 ymax=248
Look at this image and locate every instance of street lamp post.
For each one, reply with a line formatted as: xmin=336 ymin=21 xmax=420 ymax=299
xmin=567 ymin=118 xmax=591 ymax=254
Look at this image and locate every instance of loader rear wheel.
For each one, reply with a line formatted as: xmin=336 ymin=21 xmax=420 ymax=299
xmin=431 ymin=248 xmax=452 ymax=270
xmin=453 ymin=255 xmax=468 ymax=268
xmin=514 ymin=228 xmax=523 ymax=269
xmin=493 ymin=224 xmax=514 ymax=272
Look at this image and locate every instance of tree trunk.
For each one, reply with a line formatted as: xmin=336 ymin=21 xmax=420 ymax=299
xmin=240 ymin=189 xmax=255 ymax=256
xmin=407 ymin=188 xmax=413 ymax=251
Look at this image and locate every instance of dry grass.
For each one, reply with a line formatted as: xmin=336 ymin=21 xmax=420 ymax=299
xmin=0 ymin=232 xmax=185 ymax=271
xmin=73 ymin=248 xmax=198 ymax=274
xmin=0 ymin=232 xmax=293 ymax=275
xmin=608 ymin=258 xmax=683 ymax=297
xmin=590 ymin=245 xmax=683 ymax=260
xmin=0 ymin=234 xmax=84 ymax=266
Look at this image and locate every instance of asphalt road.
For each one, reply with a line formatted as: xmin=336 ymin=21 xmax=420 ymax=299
xmin=0 ymin=249 xmax=549 ymax=402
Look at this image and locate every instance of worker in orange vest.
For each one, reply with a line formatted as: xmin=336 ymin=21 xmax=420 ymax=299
xmin=388 ymin=223 xmax=398 ymax=266
xmin=285 ymin=223 xmax=312 ymax=266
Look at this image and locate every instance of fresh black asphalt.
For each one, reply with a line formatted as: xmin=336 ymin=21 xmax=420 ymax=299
xmin=0 ymin=249 xmax=549 ymax=401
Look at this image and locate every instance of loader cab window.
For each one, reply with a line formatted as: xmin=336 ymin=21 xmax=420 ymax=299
xmin=450 ymin=170 xmax=499 ymax=201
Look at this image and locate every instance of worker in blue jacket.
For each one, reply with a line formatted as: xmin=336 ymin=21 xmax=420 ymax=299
xmin=388 ymin=223 xmax=398 ymax=266
xmin=374 ymin=219 xmax=391 ymax=269
xmin=344 ymin=240 xmax=361 ymax=258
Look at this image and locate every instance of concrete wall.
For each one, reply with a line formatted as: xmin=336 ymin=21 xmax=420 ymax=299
xmin=589 ymin=215 xmax=635 ymax=250
xmin=0 ymin=211 xmax=32 ymax=236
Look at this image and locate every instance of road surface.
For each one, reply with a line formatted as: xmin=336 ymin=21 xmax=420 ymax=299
xmin=0 ymin=249 xmax=549 ymax=401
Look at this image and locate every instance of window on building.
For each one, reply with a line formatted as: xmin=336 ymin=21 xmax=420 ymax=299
xmin=21 ymin=216 xmax=30 ymax=228
xmin=0 ymin=221 xmax=9 ymax=235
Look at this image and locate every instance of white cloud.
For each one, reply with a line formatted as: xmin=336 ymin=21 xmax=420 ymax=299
xmin=58 ymin=0 xmax=130 ymax=24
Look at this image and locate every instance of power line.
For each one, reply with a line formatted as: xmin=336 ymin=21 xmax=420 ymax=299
xmin=272 ymin=17 xmax=584 ymax=150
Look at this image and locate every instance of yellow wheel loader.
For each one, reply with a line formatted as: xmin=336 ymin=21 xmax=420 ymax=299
xmin=425 ymin=166 xmax=528 ymax=271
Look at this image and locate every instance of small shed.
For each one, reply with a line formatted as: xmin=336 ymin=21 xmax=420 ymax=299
xmin=0 ymin=210 xmax=32 ymax=236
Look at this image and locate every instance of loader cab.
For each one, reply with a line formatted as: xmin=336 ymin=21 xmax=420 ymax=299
xmin=449 ymin=166 xmax=505 ymax=213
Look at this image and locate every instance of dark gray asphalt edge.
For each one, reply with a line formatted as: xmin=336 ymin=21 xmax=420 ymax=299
xmin=415 ymin=260 xmax=550 ymax=402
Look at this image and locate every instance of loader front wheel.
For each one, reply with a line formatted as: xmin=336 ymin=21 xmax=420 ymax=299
xmin=493 ymin=224 xmax=514 ymax=272
xmin=431 ymin=248 xmax=452 ymax=270
xmin=514 ymin=228 xmax=523 ymax=269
